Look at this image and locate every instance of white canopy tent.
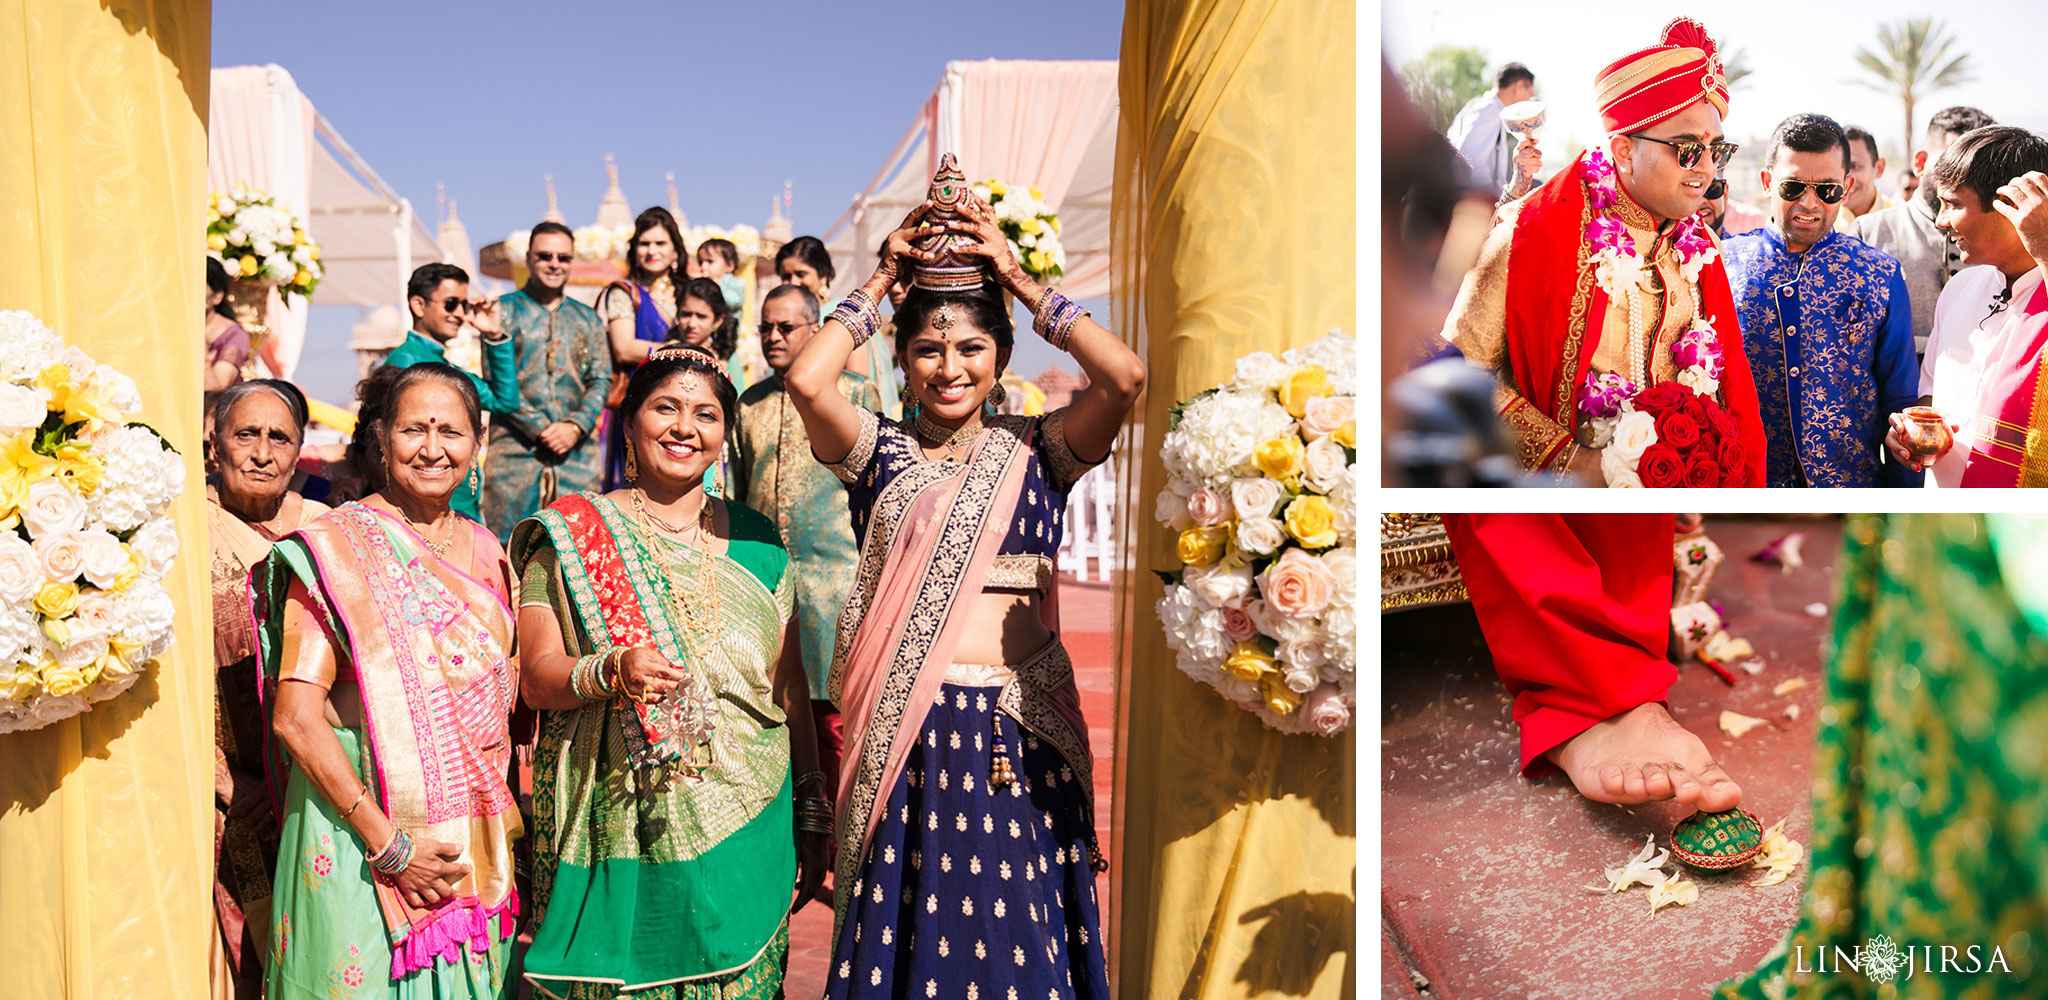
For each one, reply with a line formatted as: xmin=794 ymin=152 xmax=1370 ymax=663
xmin=823 ymin=60 xmax=1117 ymax=303
xmin=208 ymin=64 xmax=443 ymax=380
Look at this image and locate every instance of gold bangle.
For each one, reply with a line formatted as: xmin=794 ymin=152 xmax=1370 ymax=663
xmin=340 ymin=788 xmax=368 ymax=820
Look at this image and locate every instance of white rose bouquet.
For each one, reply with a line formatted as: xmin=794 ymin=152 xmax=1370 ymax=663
xmin=1154 ymin=330 xmax=1356 ymax=735
xmin=208 ymin=183 xmax=323 ymax=302
xmin=0 ymin=311 xmax=184 ymax=735
xmin=970 ymin=179 xmax=1065 ymax=283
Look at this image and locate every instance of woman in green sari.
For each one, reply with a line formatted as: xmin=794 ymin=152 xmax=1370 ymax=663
xmin=510 ymin=344 xmax=829 ymax=999
xmin=1716 ymin=513 xmax=2047 ymax=997
xmin=259 ymin=363 xmax=523 ymax=999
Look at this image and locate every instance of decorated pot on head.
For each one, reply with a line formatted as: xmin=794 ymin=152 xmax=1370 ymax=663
xmin=911 ymin=153 xmax=991 ymax=292
xmin=1671 ymin=807 xmax=1764 ymax=870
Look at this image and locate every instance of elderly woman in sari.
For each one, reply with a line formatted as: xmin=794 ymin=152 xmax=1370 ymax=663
xmin=209 ymin=380 xmax=330 ymax=1000
xmin=509 ymin=344 xmax=828 ymax=999
xmin=783 ymin=155 xmax=1146 ymax=1000
xmin=257 ymin=363 xmax=523 ymax=998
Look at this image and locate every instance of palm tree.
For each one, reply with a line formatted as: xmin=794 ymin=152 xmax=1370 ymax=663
xmin=1853 ymin=18 xmax=1975 ymax=159
xmin=1721 ymin=46 xmax=1754 ymax=92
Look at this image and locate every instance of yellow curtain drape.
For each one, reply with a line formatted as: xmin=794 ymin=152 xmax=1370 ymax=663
xmin=1109 ymin=2 xmax=1355 ymax=999
xmin=0 ymin=1 xmax=214 ymax=996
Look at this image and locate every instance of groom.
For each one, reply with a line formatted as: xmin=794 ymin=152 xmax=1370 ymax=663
xmin=1441 ymin=17 xmax=1768 ymax=486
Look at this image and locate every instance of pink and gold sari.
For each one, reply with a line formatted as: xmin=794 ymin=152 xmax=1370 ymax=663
xmin=1961 ymin=277 xmax=2048 ymax=487
xmin=256 ymin=502 xmax=522 ymax=984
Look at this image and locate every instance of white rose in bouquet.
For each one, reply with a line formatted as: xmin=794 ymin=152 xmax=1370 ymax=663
xmin=130 ymin=517 xmax=179 ymax=578
xmin=35 ymin=530 xmax=88 ymax=583
xmin=1233 ymin=351 xmax=1291 ymax=392
xmin=1303 ymin=436 xmax=1349 ymax=494
xmin=0 ymin=384 xmax=50 ymax=435
xmin=22 ymin=479 xmax=87 ymax=536
xmin=1319 ymin=547 xmax=1357 ymax=609
xmin=0 ymin=536 xmax=41 ymax=607
xmin=1154 ymin=480 xmax=1193 ymax=531
xmin=1230 ymin=477 xmax=1284 ymax=521
xmin=1606 ymin=409 xmax=1658 ymax=465
xmin=1184 ymin=561 xmax=1254 ymax=609
xmin=1233 ymin=518 xmax=1288 ymax=558
xmin=77 ymin=530 xmax=130 ymax=590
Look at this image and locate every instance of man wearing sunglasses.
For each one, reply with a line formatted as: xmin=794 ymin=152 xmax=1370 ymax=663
xmin=1440 ymin=16 xmax=1766 ymax=486
xmin=479 ymin=222 xmax=612 ymax=542
xmin=1723 ymin=114 xmax=1919 ymax=488
xmin=383 ymin=260 xmax=522 ymax=520
xmin=731 ymin=283 xmax=883 ymax=791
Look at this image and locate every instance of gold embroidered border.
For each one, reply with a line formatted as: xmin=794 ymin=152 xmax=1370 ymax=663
xmin=2025 ymin=351 xmax=2048 ymax=488
xmin=1555 ymin=187 xmax=1598 ymax=422
xmin=993 ymin=641 xmax=1096 ymax=864
xmin=1499 ymin=392 xmax=1571 ymax=470
xmin=1381 ymin=580 xmax=1471 ymax=612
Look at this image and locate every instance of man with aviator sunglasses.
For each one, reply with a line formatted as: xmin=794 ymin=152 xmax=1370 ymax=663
xmin=479 ymin=221 xmax=613 ymax=542
xmin=1723 ymin=113 xmax=1918 ymax=487
xmin=383 ymin=261 xmax=524 ymax=520
xmin=1440 ymin=16 xmax=1767 ymax=486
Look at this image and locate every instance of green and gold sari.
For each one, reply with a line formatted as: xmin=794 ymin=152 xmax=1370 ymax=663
xmin=1717 ymin=514 xmax=2048 ymax=997
xmin=509 ymin=493 xmax=797 ymax=1000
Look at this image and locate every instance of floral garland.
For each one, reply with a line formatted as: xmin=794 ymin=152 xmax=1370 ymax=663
xmin=0 ymin=311 xmax=185 ymax=734
xmin=971 ymin=179 xmax=1065 ymax=282
xmin=1155 ymin=331 xmax=1355 ymax=736
xmin=208 ymin=184 xmax=324 ymax=301
xmin=1575 ymin=150 xmax=1745 ymax=488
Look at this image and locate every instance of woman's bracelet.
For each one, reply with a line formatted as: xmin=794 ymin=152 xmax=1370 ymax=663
xmin=1032 ymin=288 xmax=1088 ymax=352
xmin=339 ymin=787 xmax=368 ymax=821
xmin=570 ymin=652 xmax=605 ymax=701
xmin=794 ymin=796 xmax=835 ymax=835
xmin=794 ymin=769 xmax=828 ymax=793
xmin=601 ymin=648 xmax=625 ymax=698
xmin=830 ymin=289 xmax=883 ymax=347
xmin=368 ymin=827 xmax=416 ymax=877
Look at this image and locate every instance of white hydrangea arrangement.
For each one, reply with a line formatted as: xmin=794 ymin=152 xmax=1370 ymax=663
xmin=970 ymin=179 xmax=1066 ymax=282
xmin=0 ymin=311 xmax=185 ymax=734
xmin=207 ymin=183 xmax=324 ymax=301
xmin=1155 ymin=330 xmax=1356 ymax=735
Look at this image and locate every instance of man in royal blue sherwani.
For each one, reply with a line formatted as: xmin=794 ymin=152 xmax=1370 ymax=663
xmin=1724 ymin=113 xmax=1919 ymax=487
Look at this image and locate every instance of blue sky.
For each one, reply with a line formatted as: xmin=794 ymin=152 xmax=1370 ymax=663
xmin=214 ymin=0 xmax=1125 ymax=404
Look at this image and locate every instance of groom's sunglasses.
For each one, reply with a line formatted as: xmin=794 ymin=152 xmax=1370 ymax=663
xmin=1625 ymin=133 xmax=1739 ymax=170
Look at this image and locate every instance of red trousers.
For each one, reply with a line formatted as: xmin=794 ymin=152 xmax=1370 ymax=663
xmin=1440 ymin=513 xmax=1677 ymax=774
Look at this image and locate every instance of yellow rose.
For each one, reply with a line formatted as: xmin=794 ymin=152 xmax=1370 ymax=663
xmin=1051 ymin=216 xmax=1062 ymax=235
xmin=1283 ymin=495 xmax=1339 ymax=549
xmin=231 ymin=181 xmax=248 ymax=199
xmin=1223 ymin=641 xmax=1278 ymax=682
xmin=239 ymin=255 xmax=259 ymax=277
xmin=1029 ymin=186 xmax=1044 ymax=200
xmin=294 ymin=228 xmax=308 ymax=244
xmin=309 ymin=245 xmax=321 ymax=261
xmin=1176 ymin=525 xmax=1231 ymax=567
xmin=112 ymin=550 xmax=143 ymax=593
xmin=96 ymin=649 xmax=134 ymax=681
xmin=988 ymin=180 xmax=1007 ymax=197
xmin=206 ymin=233 xmax=227 ymax=252
xmin=1261 ymin=674 xmax=1304 ymax=716
xmin=1332 ymin=419 xmax=1355 ymax=449
xmin=1255 ymin=434 xmax=1306 ymax=482
xmin=35 ymin=581 xmax=80 ymax=619
xmin=294 ymin=269 xmax=313 ymax=287
xmin=1022 ymin=217 xmax=1045 ymax=235
xmin=1279 ymin=365 xmax=1331 ymax=418
xmin=41 ymin=663 xmax=89 ymax=698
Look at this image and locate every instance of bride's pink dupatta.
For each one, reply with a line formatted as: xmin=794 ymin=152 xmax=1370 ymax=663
xmin=827 ymin=415 xmax=1093 ymax=938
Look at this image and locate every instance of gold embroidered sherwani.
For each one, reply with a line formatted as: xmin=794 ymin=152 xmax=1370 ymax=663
xmin=1443 ymin=186 xmax=1712 ymax=471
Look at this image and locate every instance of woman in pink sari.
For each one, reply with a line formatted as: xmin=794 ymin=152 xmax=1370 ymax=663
xmin=258 ymin=363 xmax=523 ymax=998
xmin=783 ymin=154 xmax=1146 ymax=1000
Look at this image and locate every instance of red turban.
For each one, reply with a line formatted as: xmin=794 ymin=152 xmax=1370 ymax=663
xmin=1594 ymin=17 xmax=1730 ymax=135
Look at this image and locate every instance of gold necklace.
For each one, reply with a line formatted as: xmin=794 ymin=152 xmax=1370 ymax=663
xmin=632 ymin=488 xmax=713 ymax=539
xmin=392 ymin=503 xmax=455 ymax=556
xmin=626 ymin=499 xmax=723 ymax=779
xmin=913 ymin=411 xmax=983 ymax=463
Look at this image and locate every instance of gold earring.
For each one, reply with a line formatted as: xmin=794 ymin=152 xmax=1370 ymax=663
xmin=624 ymin=439 xmax=638 ymax=482
xmin=988 ymin=381 xmax=1008 ymax=410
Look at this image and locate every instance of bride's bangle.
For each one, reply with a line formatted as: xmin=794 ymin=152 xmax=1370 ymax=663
xmin=830 ymin=289 xmax=882 ymax=347
xmin=1032 ymin=288 xmax=1087 ymax=352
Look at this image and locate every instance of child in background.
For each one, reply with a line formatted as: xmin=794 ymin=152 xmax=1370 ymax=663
xmin=695 ymin=238 xmax=747 ymax=317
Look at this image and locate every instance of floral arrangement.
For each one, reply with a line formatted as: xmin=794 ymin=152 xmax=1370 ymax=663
xmin=686 ymin=224 xmax=762 ymax=262
xmin=207 ymin=183 xmax=324 ymax=301
xmin=970 ymin=179 xmax=1065 ymax=283
xmin=1575 ymin=149 xmax=1744 ymax=488
xmin=1155 ymin=330 xmax=1355 ymax=736
xmin=571 ymin=224 xmax=631 ymax=263
xmin=0 ymin=312 xmax=185 ymax=734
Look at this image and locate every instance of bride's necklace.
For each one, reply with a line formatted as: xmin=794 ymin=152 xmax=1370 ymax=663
xmin=913 ymin=411 xmax=983 ymax=463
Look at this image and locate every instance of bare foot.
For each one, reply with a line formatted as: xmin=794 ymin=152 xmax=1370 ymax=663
xmin=1545 ymin=702 xmax=1742 ymax=811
